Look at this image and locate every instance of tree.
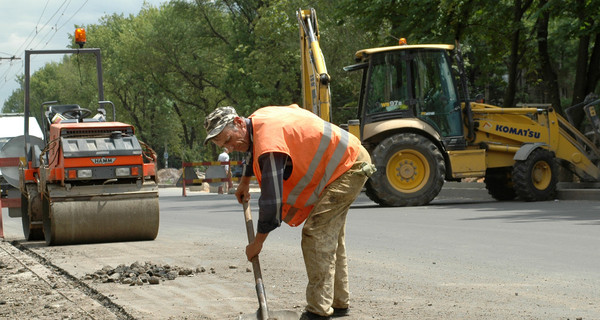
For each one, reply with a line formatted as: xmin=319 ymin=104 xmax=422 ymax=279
xmin=535 ymin=0 xmax=561 ymax=114
xmin=502 ymin=0 xmax=534 ymax=108
xmin=567 ymin=0 xmax=600 ymax=130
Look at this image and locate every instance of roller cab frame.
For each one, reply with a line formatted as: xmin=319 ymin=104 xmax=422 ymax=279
xmin=18 ymin=48 xmax=159 ymax=245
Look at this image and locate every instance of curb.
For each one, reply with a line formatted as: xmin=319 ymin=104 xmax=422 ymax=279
xmin=441 ymin=182 xmax=600 ymax=201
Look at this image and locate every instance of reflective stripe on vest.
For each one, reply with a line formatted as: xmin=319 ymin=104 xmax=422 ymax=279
xmin=287 ymin=121 xmax=350 ymax=206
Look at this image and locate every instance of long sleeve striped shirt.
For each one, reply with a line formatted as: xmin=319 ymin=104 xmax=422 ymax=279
xmin=243 ymin=119 xmax=291 ymax=234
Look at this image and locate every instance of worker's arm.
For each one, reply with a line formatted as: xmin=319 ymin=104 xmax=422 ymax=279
xmin=245 ymin=152 xmax=288 ymax=260
xmin=256 ymin=152 xmax=287 ymax=233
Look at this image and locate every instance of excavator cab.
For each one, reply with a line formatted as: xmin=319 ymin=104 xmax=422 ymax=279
xmin=347 ymin=45 xmax=466 ymax=149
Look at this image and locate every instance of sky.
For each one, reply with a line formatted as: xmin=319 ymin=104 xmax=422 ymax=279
xmin=0 ymin=0 xmax=166 ymax=107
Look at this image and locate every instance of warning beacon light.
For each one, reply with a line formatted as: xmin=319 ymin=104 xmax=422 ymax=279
xmin=75 ymin=28 xmax=86 ymax=48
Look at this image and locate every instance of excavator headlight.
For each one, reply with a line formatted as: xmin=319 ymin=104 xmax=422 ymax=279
xmin=115 ymin=167 xmax=131 ymax=177
xmin=77 ymin=169 xmax=93 ymax=178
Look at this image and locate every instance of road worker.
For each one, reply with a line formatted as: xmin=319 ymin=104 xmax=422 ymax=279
xmin=204 ymin=104 xmax=375 ymax=319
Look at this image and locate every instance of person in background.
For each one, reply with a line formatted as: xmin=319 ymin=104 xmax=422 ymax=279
xmin=203 ymin=104 xmax=375 ymax=320
xmin=217 ymin=148 xmax=233 ymax=194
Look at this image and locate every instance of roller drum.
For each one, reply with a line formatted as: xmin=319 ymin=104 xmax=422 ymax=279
xmin=43 ymin=182 xmax=159 ymax=245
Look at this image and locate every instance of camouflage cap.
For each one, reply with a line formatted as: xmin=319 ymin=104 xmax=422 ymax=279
xmin=203 ymin=106 xmax=238 ymax=145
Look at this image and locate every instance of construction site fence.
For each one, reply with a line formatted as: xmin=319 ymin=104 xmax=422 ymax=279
xmin=181 ymin=160 xmax=256 ymax=196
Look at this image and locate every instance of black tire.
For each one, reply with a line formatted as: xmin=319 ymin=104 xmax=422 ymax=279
xmin=484 ymin=167 xmax=517 ymax=201
xmin=366 ymin=133 xmax=445 ymax=206
xmin=512 ymin=148 xmax=558 ymax=201
xmin=42 ymin=194 xmax=55 ymax=246
xmin=21 ymin=193 xmax=44 ymax=241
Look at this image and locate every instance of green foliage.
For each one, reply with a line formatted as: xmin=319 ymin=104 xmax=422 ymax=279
xmin=3 ymin=0 xmax=600 ymax=165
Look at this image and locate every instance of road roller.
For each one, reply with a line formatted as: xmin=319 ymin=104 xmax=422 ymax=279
xmin=3 ymin=29 xmax=160 ymax=245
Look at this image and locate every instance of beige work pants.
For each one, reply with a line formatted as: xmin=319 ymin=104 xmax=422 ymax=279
xmin=301 ymin=146 xmax=371 ymax=316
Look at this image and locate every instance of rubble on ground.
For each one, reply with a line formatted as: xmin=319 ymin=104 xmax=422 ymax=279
xmin=82 ymin=261 xmax=209 ymax=286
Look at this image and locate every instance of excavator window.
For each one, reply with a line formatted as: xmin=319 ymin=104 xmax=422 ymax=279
xmin=363 ymin=49 xmax=463 ymax=137
xmin=412 ymin=50 xmax=462 ymax=137
xmin=365 ymin=53 xmax=411 ymax=115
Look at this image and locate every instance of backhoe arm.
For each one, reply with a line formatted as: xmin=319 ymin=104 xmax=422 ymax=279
xmin=298 ymin=8 xmax=331 ymax=122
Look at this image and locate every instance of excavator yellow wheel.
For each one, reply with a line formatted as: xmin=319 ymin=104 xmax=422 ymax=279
xmin=531 ymin=160 xmax=552 ymax=190
xmin=386 ymin=149 xmax=431 ymax=193
xmin=366 ymin=133 xmax=445 ymax=207
xmin=42 ymin=182 xmax=159 ymax=245
xmin=512 ymin=148 xmax=558 ymax=201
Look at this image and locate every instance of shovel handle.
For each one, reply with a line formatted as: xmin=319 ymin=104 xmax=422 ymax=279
xmin=242 ymin=202 xmax=270 ymax=320
xmin=243 ymin=201 xmax=256 ymax=243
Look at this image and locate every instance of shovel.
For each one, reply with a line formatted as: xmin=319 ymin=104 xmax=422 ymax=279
xmin=243 ymin=201 xmax=270 ymax=319
xmin=238 ymin=202 xmax=300 ymax=320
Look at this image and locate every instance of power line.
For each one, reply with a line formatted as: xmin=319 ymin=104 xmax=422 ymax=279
xmin=40 ymin=0 xmax=91 ymax=50
xmin=21 ymin=0 xmax=69 ymax=52
xmin=1 ymin=0 xmax=86 ymax=96
xmin=59 ymin=0 xmax=89 ymax=30
xmin=0 ymin=57 xmax=22 ymax=61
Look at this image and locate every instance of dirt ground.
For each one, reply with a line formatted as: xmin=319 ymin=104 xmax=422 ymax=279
xmin=0 ymin=240 xmax=119 ymax=320
xmin=2 ymin=234 xmax=596 ymax=320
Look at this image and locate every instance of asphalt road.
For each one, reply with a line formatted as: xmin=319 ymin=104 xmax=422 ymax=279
xmin=1 ymin=185 xmax=600 ymax=319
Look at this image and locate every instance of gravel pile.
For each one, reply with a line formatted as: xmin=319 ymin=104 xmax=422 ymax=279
xmin=82 ymin=261 xmax=212 ymax=286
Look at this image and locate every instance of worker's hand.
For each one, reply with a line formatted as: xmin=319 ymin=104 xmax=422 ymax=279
xmin=236 ymin=176 xmax=251 ymax=204
xmin=245 ymin=240 xmax=263 ymax=261
xmin=246 ymin=232 xmax=268 ymax=261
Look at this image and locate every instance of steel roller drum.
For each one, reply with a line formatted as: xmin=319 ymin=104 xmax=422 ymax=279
xmin=0 ymin=135 xmax=45 ymax=188
xmin=43 ymin=182 xmax=160 ymax=245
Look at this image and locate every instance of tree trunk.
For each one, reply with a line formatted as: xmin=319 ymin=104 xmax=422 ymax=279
xmin=502 ymin=0 xmax=533 ymax=108
xmin=586 ymin=33 xmax=600 ymax=95
xmin=570 ymin=0 xmax=593 ymax=127
xmin=572 ymin=36 xmax=590 ymax=106
xmin=536 ymin=0 xmax=562 ymax=114
xmin=503 ymin=27 xmax=520 ymax=108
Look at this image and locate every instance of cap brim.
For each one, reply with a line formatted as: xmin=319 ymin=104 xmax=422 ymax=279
xmin=203 ymin=127 xmax=224 ymax=146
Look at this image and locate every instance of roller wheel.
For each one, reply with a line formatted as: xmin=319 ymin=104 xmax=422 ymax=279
xmin=21 ymin=192 xmax=44 ymax=241
xmin=484 ymin=167 xmax=517 ymax=201
xmin=366 ymin=133 xmax=445 ymax=206
xmin=512 ymin=148 xmax=557 ymax=201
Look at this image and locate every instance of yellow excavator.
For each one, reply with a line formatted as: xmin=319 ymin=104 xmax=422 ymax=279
xmin=298 ymin=8 xmax=600 ymax=206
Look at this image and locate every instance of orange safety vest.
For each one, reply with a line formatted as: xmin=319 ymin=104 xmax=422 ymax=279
xmin=249 ymin=104 xmax=360 ymax=226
